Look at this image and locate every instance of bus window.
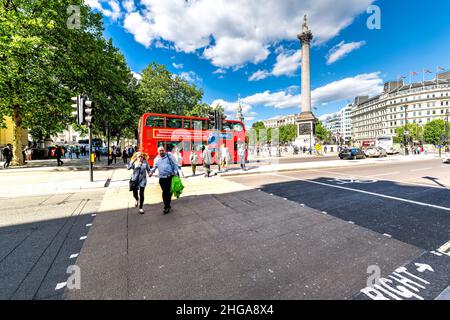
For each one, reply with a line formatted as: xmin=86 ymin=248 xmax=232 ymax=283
xmin=146 ymin=116 xmax=165 ymax=128
xmin=193 ymin=142 xmax=205 ymax=151
xmin=182 ymin=141 xmax=191 ymax=152
xmin=193 ymin=120 xmax=208 ymax=131
xmin=166 ymin=118 xmax=183 ymax=129
xmin=232 ymin=123 xmax=244 ymax=132
xmin=222 ymin=122 xmax=232 ymax=131
xmin=183 ymin=119 xmax=191 ymax=129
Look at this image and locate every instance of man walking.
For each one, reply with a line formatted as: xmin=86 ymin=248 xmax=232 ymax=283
xmin=55 ymin=145 xmax=64 ymax=166
xmin=149 ymin=146 xmax=179 ymax=214
xmin=238 ymin=144 xmax=247 ymax=171
xmin=2 ymin=144 xmax=12 ymax=168
xmin=202 ymin=145 xmax=212 ymax=177
xmin=189 ymin=148 xmax=198 ymax=176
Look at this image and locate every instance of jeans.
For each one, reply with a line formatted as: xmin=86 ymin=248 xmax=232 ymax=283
xmin=159 ymin=176 xmax=173 ymax=209
xmin=132 ymin=186 xmax=145 ymax=209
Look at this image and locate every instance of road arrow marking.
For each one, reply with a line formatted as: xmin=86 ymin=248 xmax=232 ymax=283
xmin=415 ymin=263 xmax=434 ymax=273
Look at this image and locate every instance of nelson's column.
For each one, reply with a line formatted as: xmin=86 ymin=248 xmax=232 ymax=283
xmin=296 ymin=15 xmax=317 ymax=149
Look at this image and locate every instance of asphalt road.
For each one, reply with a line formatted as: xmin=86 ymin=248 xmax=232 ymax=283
xmin=227 ymin=158 xmax=450 ymax=300
xmin=0 ymin=190 xmax=104 ymax=299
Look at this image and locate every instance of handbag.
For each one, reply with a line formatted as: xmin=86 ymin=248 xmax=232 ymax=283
xmin=129 ymin=165 xmax=143 ymax=191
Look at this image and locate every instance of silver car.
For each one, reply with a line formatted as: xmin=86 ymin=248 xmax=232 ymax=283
xmin=365 ymin=147 xmax=388 ymax=158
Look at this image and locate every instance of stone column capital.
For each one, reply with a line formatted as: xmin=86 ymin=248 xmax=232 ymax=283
xmin=298 ymin=31 xmax=313 ymax=44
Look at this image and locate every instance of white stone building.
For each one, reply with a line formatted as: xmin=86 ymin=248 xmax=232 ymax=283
xmin=351 ymin=72 xmax=450 ymax=144
xmin=262 ymin=114 xmax=298 ymax=128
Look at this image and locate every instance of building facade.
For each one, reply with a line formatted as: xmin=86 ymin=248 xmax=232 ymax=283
xmin=262 ymin=114 xmax=298 ymax=128
xmin=352 ymin=72 xmax=450 ymax=144
xmin=318 ymin=104 xmax=353 ymax=142
xmin=51 ymin=125 xmax=88 ymax=145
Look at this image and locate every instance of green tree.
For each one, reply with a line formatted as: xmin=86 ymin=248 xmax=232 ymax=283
xmin=394 ymin=123 xmax=423 ymax=144
xmin=137 ymin=62 xmax=204 ymax=116
xmin=314 ymin=122 xmax=332 ymax=143
xmin=0 ymin=1 xmax=138 ymax=165
xmin=423 ymin=119 xmax=446 ymax=145
xmin=279 ymin=124 xmax=297 ymax=143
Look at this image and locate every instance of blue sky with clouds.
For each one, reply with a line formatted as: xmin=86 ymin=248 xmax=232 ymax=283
xmin=89 ymin=0 xmax=450 ymax=126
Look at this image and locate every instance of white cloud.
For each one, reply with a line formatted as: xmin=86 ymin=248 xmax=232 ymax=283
xmin=122 ymin=0 xmax=135 ymax=13
xmin=249 ymin=48 xmax=301 ymax=81
xmin=242 ymin=72 xmax=383 ymax=109
xmin=131 ymin=71 xmax=142 ymax=81
xmin=272 ymin=49 xmax=302 ymax=77
xmin=249 ymin=70 xmax=270 ymax=81
xmin=326 ymin=40 xmax=366 ymax=65
xmin=172 ymin=63 xmax=184 ymax=69
xmin=86 ymin=0 xmax=122 ymax=20
xmin=203 ymin=38 xmax=270 ymax=68
xmin=210 ymin=99 xmax=256 ymax=120
xmin=213 ymin=68 xmax=226 ymax=75
xmin=120 ymin=0 xmax=374 ymax=68
xmin=179 ymin=71 xmax=202 ymax=83
xmin=123 ymin=11 xmax=154 ymax=47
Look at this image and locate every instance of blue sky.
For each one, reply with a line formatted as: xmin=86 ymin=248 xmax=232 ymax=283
xmin=89 ymin=0 xmax=450 ymax=126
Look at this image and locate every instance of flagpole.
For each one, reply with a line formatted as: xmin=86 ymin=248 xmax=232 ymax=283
xmin=437 ymin=66 xmax=439 ymax=86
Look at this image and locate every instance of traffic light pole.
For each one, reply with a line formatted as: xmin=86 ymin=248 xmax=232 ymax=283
xmin=89 ymin=124 xmax=94 ymax=182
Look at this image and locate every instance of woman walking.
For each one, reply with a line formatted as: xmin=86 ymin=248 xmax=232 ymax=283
xmin=189 ymin=148 xmax=198 ymax=176
xmin=122 ymin=149 xmax=128 ymax=164
xmin=128 ymin=152 xmax=151 ymax=214
xmin=172 ymin=147 xmax=185 ymax=178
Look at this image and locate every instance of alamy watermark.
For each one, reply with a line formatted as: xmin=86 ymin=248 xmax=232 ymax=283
xmin=367 ymin=5 xmax=381 ymax=30
xmin=67 ymin=5 xmax=81 ymax=30
xmin=66 ymin=265 xmax=81 ymax=290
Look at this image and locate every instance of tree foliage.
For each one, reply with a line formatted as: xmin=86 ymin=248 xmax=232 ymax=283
xmin=314 ymin=122 xmax=332 ymax=143
xmin=137 ymin=62 xmax=204 ymax=116
xmin=423 ymin=119 xmax=446 ymax=145
xmin=0 ymin=0 xmax=137 ymax=164
xmin=279 ymin=124 xmax=297 ymax=143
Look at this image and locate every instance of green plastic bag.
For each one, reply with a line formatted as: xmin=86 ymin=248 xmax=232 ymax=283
xmin=171 ymin=175 xmax=184 ymax=199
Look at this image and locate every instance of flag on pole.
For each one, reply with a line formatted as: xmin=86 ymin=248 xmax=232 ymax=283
xmin=410 ymin=71 xmax=418 ymax=76
xmin=438 ymin=66 xmax=445 ymax=71
xmin=424 ymin=69 xmax=432 ymax=74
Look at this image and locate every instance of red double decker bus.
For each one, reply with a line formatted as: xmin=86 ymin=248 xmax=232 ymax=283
xmin=137 ymin=113 xmax=247 ymax=166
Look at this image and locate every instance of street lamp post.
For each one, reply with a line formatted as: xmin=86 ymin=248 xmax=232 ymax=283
xmin=404 ymin=105 xmax=409 ymax=155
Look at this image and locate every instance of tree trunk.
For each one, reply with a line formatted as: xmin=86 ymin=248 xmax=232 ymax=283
xmin=11 ymin=106 xmax=24 ymax=166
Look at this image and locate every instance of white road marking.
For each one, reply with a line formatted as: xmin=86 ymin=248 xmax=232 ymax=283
xmin=91 ymin=214 xmax=96 ymax=217
xmin=307 ymin=169 xmax=449 ymax=190
xmin=383 ymin=233 xmax=392 ymax=238
xmin=410 ymin=167 xmax=433 ymax=172
xmin=80 ymin=236 xmax=87 ymax=240
xmin=437 ymin=240 xmax=450 ymax=256
xmin=322 ymin=211 xmax=327 ymax=214
xmin=55 ymin=282 xmax=67 ymax=290
xmin=86 ymin=224 xmax=92 ymax=227
xmin=69 ymin=253 xmax=79 ymax=259
xmin=371 ymin=172 xmax=400 ymax=177
xmin=348 ymin=221 xmax=355 ymax=224
xmin=430 ymin=251 xmax=443 ymax=256
xmin=273 ymin=174 xmax=450 ymax=212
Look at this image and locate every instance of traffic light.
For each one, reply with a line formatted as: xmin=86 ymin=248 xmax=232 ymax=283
xmin=83 ymin=96 xmax=94 ymax=126
xmin=71 ymin=95 xmax=83 ymax=125
xmin=208 ymin=110 xmax=216 ymax=129
xmin=221 ymin=113 xmax=227 ymax=130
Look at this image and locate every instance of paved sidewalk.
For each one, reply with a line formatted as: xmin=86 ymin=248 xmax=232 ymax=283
xmin=66 ymin=175 xmax=422 ymax=299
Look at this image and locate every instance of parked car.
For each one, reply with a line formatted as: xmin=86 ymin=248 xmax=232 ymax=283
xmin=364 ymin=147 xmax=388 ymax=158
xmin=442 ymin=153 xmax=450 ymax=164
xmin=339 ymin=148 xmax=366 ymax=160
xmin=385 ymin=146 xmax=399 ymax=155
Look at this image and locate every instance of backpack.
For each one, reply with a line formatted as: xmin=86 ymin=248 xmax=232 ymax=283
xmin=2 ymin=148 xmax=10 ymax=157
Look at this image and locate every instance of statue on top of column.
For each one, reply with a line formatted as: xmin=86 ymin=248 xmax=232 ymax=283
xmin=302 ymin=14 xmax=309 ymax=33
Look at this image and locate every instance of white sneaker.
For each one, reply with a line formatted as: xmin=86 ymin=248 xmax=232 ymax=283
xmin=139 ymin=209 xmax=144 ymax=214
